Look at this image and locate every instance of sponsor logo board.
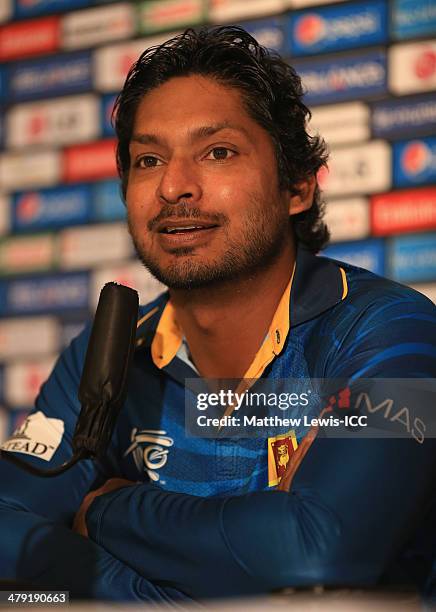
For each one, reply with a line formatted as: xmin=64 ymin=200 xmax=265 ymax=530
xmin=389 ymin=41 xmax=436 ymax=95
xmin=318 ymin=141 xmax=391 ymax=197
xmin=209 ymin=0 xmax=284 ymax=22
xmin=0 ymin=16 xmax=60 ymax=61
xmin=0 ymin=0 xmax=12 ymax=24
xmin=294 ymin=50 xmax=386 ymax=105
xmin=94 ymin=36 xmax=172 ymax=92
xmin=0 ymin=67 xmax=6 ymax=101
xmin=1 ymin=411 xmax=63 ymax=461
xmin=13 ymin=185 xmax=92 ymax=232
xmin=8 ymin=51 xmax=92 ymax=101
xmin=0 ymin=409 xmax=8 ymax=445
xmin=4 ymin=359 xmax=56 ymax=408
xmin=137 ymin=0 xmax=205 ymax=34
xmin=62 ymin=3 xmax=135 ymax=50
xmin=389 ymin=233 xmax=436 ymax=282
xmin=322 ymin=239 xmax=385 ymax=276
xmin=91 ymin=261 xmax=164 ymax=309
xmin=101 ymin=94 xmax=117 ymax=137
xmin=59 ymin=318 xmax=87 ymax=349
xmin=2 ymin=272 xmax=89 ymax=316
xmin=286 ymin=0 xmax=347 ymax=7
xmin=0 ymin=194 xmax=10 ymax=236
xmin=14 ymin=0 xmax=92 ymax=19
xmin=393 ymin=137 xmax=436 ymax=187
xmin=410 ymin=283 xmax=436 ymax=304
xmin=238 ymin=16 xmax=285 ymax=54
xmin=309 ymin=102 xmax=370 ymax=146
xmin=0 ymin=234 xmax=55 ymax=275
xmin=6 ymin=94 xmax=99 ymax=148
xmin=0 ymin=150 xmax=60 ymax=191
xmin=63 ymin=139 xmax=118 ymax=182
xmin=371 ymin=188 xmax=436 ymax=236
xmin=59 ymin=222 xmax=133 ymax=269
xmin=0 ymin=316 xmax=59 ymax=359
xmin=392 ymin=0 xmax=436 ymax=41
xmin=288 ymin=0 xmax=387 ymax=56
xmin=0 ymin=283 xmax=6 ymax=316
xmin=92 ymin=179 xmax=126 ymax=221
xmin=371 ymin=94 xmax=436 ymax=140
xmin=324 ymin=198 xmax=369 ymax=242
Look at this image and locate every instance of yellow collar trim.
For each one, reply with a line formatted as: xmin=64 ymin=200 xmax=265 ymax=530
xmin=151 ymin=263 xmax=296 ymax=375
xmin=340 ymin=266 xmax=348 ymax=300
xmin=151 ymin=300 xmax=183 ymax=368
xmin=241 ymin=263 xmax=295 ymax=380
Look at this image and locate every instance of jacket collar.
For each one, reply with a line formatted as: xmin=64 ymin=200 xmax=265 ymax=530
xmin=291 ymin=246 xmax=347 ymax=327
xmin=136 ymin=245 xmax=348 ymax=349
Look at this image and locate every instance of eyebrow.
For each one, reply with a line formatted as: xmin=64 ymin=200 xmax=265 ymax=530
xmin=131 ymin=122 xmax=251 ymax=146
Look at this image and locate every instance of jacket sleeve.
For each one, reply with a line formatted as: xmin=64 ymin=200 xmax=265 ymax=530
xmin=0 ymin=327 xmax=191 ymax=603
xmin=85 ymin=294 xmax=436 ymax=599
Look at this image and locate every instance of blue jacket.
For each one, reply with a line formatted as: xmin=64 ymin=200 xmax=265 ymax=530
xmin=0 ymin=248 xmax=435 ymax=602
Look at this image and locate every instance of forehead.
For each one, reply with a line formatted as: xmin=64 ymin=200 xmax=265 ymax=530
xmin=132 ymin=75 xmax=254 ymax=134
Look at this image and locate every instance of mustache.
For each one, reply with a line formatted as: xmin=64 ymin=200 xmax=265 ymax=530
xmin=148 ymin=203 xmax=228 ymax=231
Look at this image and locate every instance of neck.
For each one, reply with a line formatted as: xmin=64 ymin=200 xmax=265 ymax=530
xmin=169 ymin=241 xmax=296 ymax=379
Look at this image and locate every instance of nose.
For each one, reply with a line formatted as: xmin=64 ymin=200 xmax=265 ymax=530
xmin=157 ymin=156 xmax=202 ymax=205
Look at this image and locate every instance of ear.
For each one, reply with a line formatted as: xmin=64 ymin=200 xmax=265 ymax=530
xmin=288 ymin=175 xmax=317 ymax=216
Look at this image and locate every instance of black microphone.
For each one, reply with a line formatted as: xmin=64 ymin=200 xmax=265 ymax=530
xmin=0 ymin=282 xmax=139 ymax=477
xmin=73 ymin=282 xmax=138 ymax=459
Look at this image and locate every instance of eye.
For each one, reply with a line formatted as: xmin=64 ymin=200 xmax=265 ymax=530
xmin=205 ymin=147 xmax=235 ymax=161
xmin=135 ymin=155 xmax=163 ymax=169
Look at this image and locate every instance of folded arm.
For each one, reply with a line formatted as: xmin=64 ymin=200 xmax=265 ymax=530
xmin=85 ymin=435 xmax=436 ymax=599
xmin=0 ymin=487 xmax=182 ymax=602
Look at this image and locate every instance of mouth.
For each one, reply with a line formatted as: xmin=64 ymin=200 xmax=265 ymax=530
xmin=157 ymin=221 xmax=219 ymax=235
xmin=154 ymin=220 xmax=220 ymax=249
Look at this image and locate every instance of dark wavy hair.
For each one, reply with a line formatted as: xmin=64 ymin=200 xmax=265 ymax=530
xmin=113 ymin=26 xmax=329 ymax=252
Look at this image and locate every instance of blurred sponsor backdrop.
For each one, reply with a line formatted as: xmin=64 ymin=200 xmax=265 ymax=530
xmin=0 ymin=0 xmax=435 ymax=441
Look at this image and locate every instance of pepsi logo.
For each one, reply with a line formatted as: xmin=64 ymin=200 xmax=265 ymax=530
xmin=414 ymin=49 xmax=436 ymax=80
xmin=27 ymin=113 xmax=46 ymax=138
xmin=295 ymin=14 xmax=326 ymax=47
xmin=17 ymin=193 xmax=41 ymax=221
xmin=401 ymin=141 xmax=431 ymax=176
xmin=330 ymin=72 xmax=347 ymax=91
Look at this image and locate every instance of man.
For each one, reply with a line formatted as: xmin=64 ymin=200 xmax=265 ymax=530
xmin=0 ymin=27 xmax=435 ymax=604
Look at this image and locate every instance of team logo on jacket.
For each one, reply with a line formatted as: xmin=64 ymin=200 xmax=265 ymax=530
xmin=123 ymin=427 xmax=173 ymax=483
xmin=267 ymin=430 xmax=298 ymax=487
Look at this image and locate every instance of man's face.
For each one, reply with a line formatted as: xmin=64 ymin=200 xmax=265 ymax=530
xmin=126 ymin=75 xmax=293 ymax=289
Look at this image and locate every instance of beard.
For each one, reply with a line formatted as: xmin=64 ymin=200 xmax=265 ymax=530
xmin=128 ymin=199 xmax=291 ymax=290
